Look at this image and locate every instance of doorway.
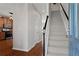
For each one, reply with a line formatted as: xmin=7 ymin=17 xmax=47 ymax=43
xmin=0 ymin=16 xmax=13 ymax=55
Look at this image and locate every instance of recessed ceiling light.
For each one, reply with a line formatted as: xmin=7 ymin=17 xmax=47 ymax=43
xmin=9 ymin=12 xmax=13 ymax=15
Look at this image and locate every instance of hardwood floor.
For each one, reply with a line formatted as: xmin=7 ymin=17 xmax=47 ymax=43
xmin=0 ymin=39 xmax=43 ymax=56
xmin=0 ymin=39 xmax=13 ymax=56
xmin=28 ymin=41 xmax=43 ymax=56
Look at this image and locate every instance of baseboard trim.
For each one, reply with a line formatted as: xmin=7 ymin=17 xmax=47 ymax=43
xmin=12 ymin=48 xmax=27 ymax=52
xmin=12 ymin=40 xmax=42 ymax=52
xmin=27 ymin=40 xmax=42 ymax=52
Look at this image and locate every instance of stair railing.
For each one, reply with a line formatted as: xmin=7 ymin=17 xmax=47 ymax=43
xmin=43 ymin=15 xmax=49 ymax=56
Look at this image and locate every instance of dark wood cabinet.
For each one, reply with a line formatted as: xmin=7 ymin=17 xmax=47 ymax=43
xmin=0 ymin=32 xmax=5 ymax=40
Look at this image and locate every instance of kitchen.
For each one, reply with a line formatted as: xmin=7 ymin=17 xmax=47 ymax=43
xmin=0 ymin=16 xmax=13 ymax=40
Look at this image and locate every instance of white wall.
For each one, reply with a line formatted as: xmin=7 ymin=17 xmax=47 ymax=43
xmin=13 ymin=4 xmax=29 ymax=51
xmin=28 ymin=3 xmax=49 ymax=51
xmin=27 ymin=4 xmax=42 ymax=50
xmin=50 ymin=3 xmax=60 ymax=11
xmin=60 ymin=3 xmax=69 ymax=35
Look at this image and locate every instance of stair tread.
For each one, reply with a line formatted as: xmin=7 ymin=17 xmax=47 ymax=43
xmin=48 ymin=47 xmax=68 ymax=54
xmin=48 ymin=40 xmax=68 ymax=47
xmin=47 ymin=52 xmax=68 ymax=56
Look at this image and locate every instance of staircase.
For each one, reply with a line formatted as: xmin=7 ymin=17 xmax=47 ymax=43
xmin=47 ymin=11 xmax=68 ymax=56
